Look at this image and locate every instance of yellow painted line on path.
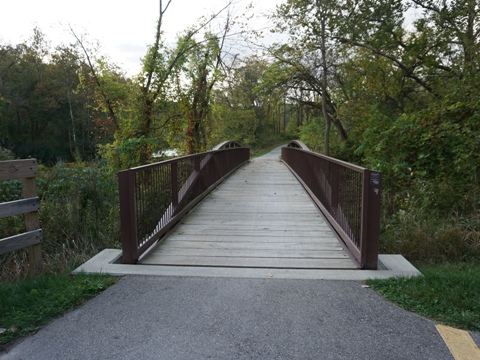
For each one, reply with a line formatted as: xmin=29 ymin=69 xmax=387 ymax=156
xmin=436 ymin=324 xmax=480 ymax=360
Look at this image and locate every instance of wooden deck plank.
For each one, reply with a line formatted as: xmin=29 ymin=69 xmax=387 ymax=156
xmin=146 ymin=248 xmax=349 ymax=259
xmin=143 ymin=155 xmax=357 ymax=270
xmin=181 ymin=221 xmax=330 ymax=228
xmin=152 ymin=241 xmax=343 ymax=250
xmin=173 ymin=228 xmax=334 ymax=235
xmin=142 ymin=255 xmax=356 ymax=269
xmin=170 ymin=228 xmax=334 ymax=236
xmin=168 ymin=234 xmax=341 ymax=246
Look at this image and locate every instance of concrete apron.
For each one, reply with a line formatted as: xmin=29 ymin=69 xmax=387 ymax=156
xmin=74 ymin=250 xmax=421 ymax=280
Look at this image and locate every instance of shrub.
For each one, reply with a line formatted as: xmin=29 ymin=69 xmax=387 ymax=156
xmin=0 ymin=160 xmax=121 ymax=281
xmin=380 ymin=206 xmax=480 ymax=264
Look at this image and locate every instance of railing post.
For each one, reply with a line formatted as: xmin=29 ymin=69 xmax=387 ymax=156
xmin=360 ymin=170 xmax=381 ymax=269
xmin=22 ymin=176 xmax=42 ymax=275
xmin=119 ymin=169 xmax=138 ymax=264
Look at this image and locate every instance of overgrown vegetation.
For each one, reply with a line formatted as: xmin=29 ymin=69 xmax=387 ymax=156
xmin=367 ymin=263 xmax=480 ymax=331
xmin=0 ymin=161 xmax=120 ymax=281
xmin=0 ymin=272 xmax=117 ymax=350
xmin=381 ymin=207 xmax=480 ymax=264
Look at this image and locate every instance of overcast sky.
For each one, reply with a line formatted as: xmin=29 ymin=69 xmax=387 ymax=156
xmin=0 ymin=0 xmax=283 ymax=75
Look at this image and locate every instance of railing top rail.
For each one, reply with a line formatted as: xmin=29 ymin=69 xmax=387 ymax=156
xmin=119 ymin=144 xmax=247 ymax=174
xmin=284 ymin=146 xmax=369 ymax=174
xmin=0 ymin=159 xmax=38 ymax=181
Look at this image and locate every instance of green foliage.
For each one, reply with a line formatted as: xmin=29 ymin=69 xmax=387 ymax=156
xmin=298 ymin=117 xmax=324 ymax=153
xmin=364 ymin=99 xmax=480 ymax=216
xmin=218 ymin=56 xmax=288 ymax=144
xmin=98 ymin=137 xmax=162 ymax=170
xmin=0 ymin=179 xmax=25 ymax=240
xmin=39 ymin=161 xmax=120 ymax=270
xmin=381 ymin=207 xmax=480 ymax=263
xmin=0 ymin=147 xmax=14 ymax=161
xmin=0 ymin=272 xmax=116 ymax=349
xmin=209 ymin=105 xmax=257 ymax=148
xmin=0 ymin=160 xmax=121 ymax=280
xmin=0 ymin=32 xmax=102 ymax=164
xmin=367 ymin=263 xmax=480 ymax=331
xmin=0 ymin=180 xmax=22 ymax=204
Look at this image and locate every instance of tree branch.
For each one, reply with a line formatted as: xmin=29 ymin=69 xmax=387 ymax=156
xmin=338 ymin=37 xmax=436 ymax=95
xmin=70 ymin=26 xmax=119 ymax=129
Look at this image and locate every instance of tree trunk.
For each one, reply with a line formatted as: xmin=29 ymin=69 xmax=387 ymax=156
xmin=319 ymin=2 xmax=331 ymax=156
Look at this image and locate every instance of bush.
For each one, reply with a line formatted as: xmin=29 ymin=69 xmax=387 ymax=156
xmin=380 ymin=206 xmax=480 ymax=264
xmin=0 ymin=147 xmax=14 ymax=161
xmin=298 ymin=117 xmax=324 ymax=153
xmin=0 ymin=160 xmax=121 ymax=281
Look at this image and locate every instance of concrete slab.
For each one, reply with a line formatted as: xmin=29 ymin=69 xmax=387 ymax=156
xmin=74 ymin=249 xmax=422 ymax=280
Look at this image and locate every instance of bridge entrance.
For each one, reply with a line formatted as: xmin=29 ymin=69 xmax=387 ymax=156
xmin=142 ymin=147 xmax=357 ymax=270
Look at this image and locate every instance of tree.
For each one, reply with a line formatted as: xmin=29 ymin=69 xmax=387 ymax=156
xmin=0 ymin=29 xmax=89 ymax=163
xmin=411 ymin=0 xmax=479 ymax=68
xmin=269 ymin=0 xmax=348 ymax=155
xmin=73 ymin=0 xmax=236 ymax=167
xmin=209 ymin=56 xmax=270 ymax=146
xmin=179 ymin=32 xmax=226 ymax=154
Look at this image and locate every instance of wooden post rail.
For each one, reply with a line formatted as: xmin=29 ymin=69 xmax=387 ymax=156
xmin=0 ymin=159 xmax=43 ymax=275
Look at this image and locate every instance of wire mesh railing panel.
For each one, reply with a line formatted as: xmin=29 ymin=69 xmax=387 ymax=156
xmin=134 ymin=165 xmax=172 ymax=247
xmin=119 ymin=147 xmax=250 ymax=264
xmin=282 ymin=145 xmax=381 ymax=269
xmin=337 ymin=167 xmax=363 ymax=248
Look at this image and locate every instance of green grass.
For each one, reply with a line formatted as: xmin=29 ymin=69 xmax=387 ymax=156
xmin=367 ymin=262 xmax=480 ymax=331
xmin=0 ymin=272 xmax=117 ymax=349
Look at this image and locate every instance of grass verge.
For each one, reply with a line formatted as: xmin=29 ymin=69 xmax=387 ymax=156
xmin=0 ymin=272 xmax=117 ymax=350
xmin=367 ymin=262 xmax=480 ymax=332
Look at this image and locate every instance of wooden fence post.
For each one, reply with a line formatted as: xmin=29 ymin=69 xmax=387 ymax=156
xmin=22 ymin=176 xmax=43 ymax=275
xmin=0 ymin=159 xmax=43 ymax=276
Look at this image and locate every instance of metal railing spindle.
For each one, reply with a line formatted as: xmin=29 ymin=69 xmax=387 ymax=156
xmin=282 ymin=143 xmax=381 ymax=269
xmin=119 ymin=144 xmax=249 ymax=264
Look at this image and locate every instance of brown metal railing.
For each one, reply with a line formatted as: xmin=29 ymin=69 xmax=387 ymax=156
xmin=119 ymin=143 xmax=250 ymax=264
xmin=282 ymin=143 xmax=381 ymax=269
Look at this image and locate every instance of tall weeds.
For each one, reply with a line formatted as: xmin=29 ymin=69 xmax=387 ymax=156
xmin=380 ymin=203 xmax=480 ymax=264
xmin=0 ymin=161 xmax=121 ymax=281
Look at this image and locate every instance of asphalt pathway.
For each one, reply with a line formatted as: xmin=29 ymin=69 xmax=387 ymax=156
xmin=1 ymin=276 xmax=471 ymax=360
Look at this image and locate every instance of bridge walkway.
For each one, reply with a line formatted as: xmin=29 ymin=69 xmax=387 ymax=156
xmin=142 ymin=148 xmax=356 ymax=269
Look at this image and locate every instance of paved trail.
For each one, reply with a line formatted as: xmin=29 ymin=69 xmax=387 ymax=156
xmin=1 ymin=276 xmax=465 ymax=360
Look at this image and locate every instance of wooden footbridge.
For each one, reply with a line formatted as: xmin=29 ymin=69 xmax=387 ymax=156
xmin=119 ymin=141 xmax=381 ymax=270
